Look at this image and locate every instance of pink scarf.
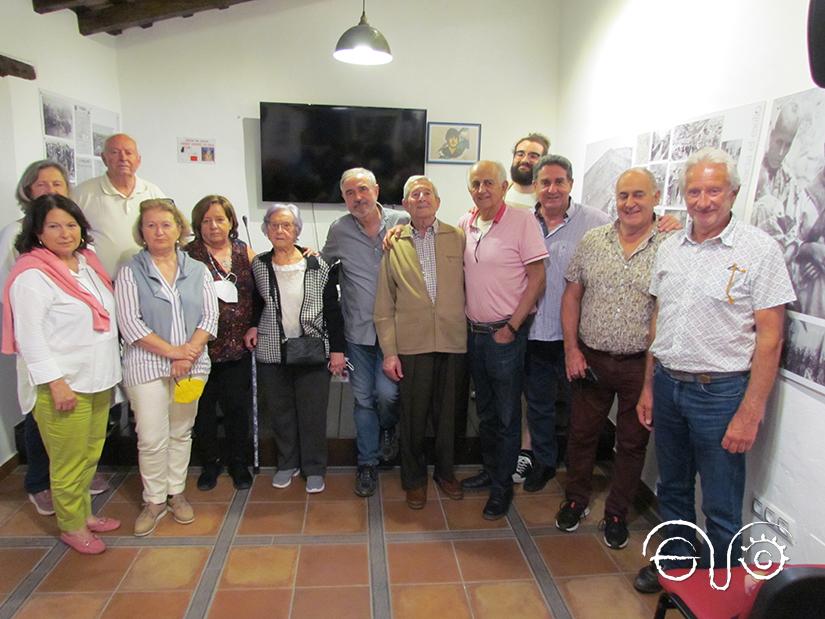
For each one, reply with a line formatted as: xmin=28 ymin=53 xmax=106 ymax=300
xmin=1 ymin=248 xmax=114 ymax=354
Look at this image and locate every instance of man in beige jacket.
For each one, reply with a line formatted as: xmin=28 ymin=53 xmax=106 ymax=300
xmin=374 ymin=176 xmax=467 ymax=510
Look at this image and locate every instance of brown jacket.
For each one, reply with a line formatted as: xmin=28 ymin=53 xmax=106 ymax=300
xmin=374 ymin=220 xmax=466 ymax=356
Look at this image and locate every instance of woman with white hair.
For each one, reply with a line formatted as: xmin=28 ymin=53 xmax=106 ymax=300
xmin=244 ymin=203 xmax=344 ymax=494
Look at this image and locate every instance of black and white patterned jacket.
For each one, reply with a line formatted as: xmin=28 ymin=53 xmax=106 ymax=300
xmin=251 ymin=249 xmax=345 ymax=364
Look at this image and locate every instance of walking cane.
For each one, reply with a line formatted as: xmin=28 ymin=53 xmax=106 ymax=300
xmin=242 ymin=216 xmax=260 ymax=474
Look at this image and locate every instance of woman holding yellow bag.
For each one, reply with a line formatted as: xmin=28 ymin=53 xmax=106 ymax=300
xmin=115 ymin=199 xmax=218 ymax=537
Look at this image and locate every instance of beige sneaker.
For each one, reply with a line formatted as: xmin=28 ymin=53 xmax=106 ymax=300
xmin=134 ymin=503 xmax=167 ymax=537
xmin=167 ymin=494 xmax=195 ymax=524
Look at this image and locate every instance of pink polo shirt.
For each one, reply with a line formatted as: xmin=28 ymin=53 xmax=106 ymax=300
xmin=458 ymin=203 xmax=548 ymax=324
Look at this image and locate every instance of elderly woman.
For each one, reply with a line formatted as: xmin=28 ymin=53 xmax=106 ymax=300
xmin=244 ymin=204 xmax=344 ymax=494
xmin=185 ymin=195 xmax=257 ymax=491
xmin=2 ymin=194 xmax=122 ymax=554
xmin=0 ymin=161 xmax=109 ymax=518
xmin=115 ymin=199 xmax=218 ymax=536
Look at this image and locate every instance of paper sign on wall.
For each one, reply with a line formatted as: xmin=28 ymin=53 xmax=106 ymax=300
xmin=178 ymin=137 xmax=216 ymax=164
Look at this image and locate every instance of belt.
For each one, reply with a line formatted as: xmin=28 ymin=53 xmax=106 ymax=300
xmin=468 ymin=319 xmax=509 ymax=334
xmin=660 ymin=364 xmax=749 ymax=384
xmin=581 ymin=344 xmax=646 ymax=361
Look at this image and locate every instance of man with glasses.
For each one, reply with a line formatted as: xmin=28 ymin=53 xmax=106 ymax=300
xmin=322 ymin=168 xmax=409 ymax=497
xmin=458 ymin=160 xmax=547 ymax=520
xmin=633 ymin=147 xmax=795 ymax=593
xmin=505 ymin=132 xmax=550 ymax=210
xmin=73 ymin=133 xmax=166 ymax=278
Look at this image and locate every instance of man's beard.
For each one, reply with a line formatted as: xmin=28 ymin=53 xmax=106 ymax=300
xmin=510 ymin=163 xmax=533 ymax=186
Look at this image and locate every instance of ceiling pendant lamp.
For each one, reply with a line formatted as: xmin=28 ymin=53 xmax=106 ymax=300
xmin=333 ymin=0 xmax=393 ymax=65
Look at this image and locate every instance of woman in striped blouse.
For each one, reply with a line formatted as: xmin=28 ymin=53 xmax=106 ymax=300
xmin=115 ymin=199 xmax=218 ymax=537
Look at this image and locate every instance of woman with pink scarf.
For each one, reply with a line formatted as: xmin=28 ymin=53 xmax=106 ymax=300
xmin=2 ymin=194 xmax=122 ymax=554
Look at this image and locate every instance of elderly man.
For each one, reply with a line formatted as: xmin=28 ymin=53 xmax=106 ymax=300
xmin=322 ymin=168 xmax=409 ymax=497
xmin=72 ymin=133 xmax=165 ymax=277
xmin=521 ymin=155 xmax=611 ymax=493
xmin=633 ymin=147 xmax=795 ymax=593
xmin=459 ymin=160 xmax=548 ymax=520
xmin=505 ymin=132 xmax=550 ymax=210
xmin=374 ymin=176 xmax=466 ymax=509
xmin=555 ymin=168 xmax=669 ymax=550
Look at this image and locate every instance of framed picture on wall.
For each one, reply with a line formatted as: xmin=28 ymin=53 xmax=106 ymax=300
xmin=427 ymin=122 xmax=481 ymax=164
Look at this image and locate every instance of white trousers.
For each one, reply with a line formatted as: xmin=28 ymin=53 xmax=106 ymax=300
xmin=126 ymin=377 xmax=204 ymax=504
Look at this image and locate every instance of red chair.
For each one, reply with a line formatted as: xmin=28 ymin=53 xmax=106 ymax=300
xmin=653 ymin=564 xmax=825 ymax=619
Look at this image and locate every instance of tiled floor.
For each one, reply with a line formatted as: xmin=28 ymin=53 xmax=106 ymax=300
xmin=0 ymin=466 xmax=670 ymax=618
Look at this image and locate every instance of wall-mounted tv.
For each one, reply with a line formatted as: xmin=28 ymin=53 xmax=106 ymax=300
xmin=260 ymin=102 xmax=427 ymax=205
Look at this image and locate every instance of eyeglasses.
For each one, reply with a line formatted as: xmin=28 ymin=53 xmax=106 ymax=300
xmin=267 ymin=221 xmax=294 ymax=231
xmin=139 ymin=198 xmax=176 ymax=208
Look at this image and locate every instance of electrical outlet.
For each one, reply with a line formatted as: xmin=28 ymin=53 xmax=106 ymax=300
xmin=752 ymin=497 xmax=765 ymax=518
xmin=762 ymin=502 xmax=794 ymax=545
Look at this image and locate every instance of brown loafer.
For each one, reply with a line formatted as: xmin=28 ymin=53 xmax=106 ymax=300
xmin=434 ymin=476 xmax=464 ymax=500
xmin=406 ymin=486 xmax=427 ymax=510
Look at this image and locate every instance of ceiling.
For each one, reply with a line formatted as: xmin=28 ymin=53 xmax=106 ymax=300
xmin=32 ymin=0 xmax=258 ymax=36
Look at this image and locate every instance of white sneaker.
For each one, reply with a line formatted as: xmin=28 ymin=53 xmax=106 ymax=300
xmin=272 ymin=468 xmax=299 ymax=488
xmin=512 ymin=451 xmax=534 ymax=484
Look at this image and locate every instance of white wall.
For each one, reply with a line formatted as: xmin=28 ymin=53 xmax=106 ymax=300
xmin=113 ymin=0 xmax=560 ymax=248
xmin=556 ymin=0 xmax=825 ymax=563
xmin=0 ymin=0 xmax=121 ymax=465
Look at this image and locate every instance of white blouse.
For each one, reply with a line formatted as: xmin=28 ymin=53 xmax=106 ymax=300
xmin=273 ymin=260 xmax=307 ymax=338
xmin=9 ymin=253 xmax=122 ymax=399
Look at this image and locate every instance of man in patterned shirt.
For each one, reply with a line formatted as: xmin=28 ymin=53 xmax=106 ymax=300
xmin=633 ymin=147 xmax=796 ymax=594
xmin=555 ymin=168 xmax=669 ymax=551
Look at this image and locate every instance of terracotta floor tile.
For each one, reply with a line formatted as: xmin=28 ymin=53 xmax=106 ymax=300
xmin=609 ymin=529 xmax=661 ymax=573
xmin=120 ymin=547 xmax=209 ymax=591
xmin=185 ymin=472 xmax=236 ymax=503
xmin=383 ymin=499 xmax=447 ymax=533
xmin=306 ymin=473 xmax=360 ymax=501
xmin=237 ymin=501 xmax=305 ymax=535
xmin=453 ymin=539 xmax=532 ymax=581
xmin=584 ymin=494 xmax=643 ymax=528
xmin=248 ymin=474 xmax=306 ymax=502
xmin=0 ymin=503 xmax=60 ymax=537
xmin=303 ymin=500 xmax=366 ymax=535
xmin=295 ymin=543 xmax=368 ymax=586
xmin=535 ymin=534 xmax=619 ymax=578
xmin=208 ymin=589 xmax=291 ymax=619
xmin=292 ymin=586 xmax=371 ymax=619
xmin=391 ymin=583 xmax=472 ymax=619
xmin=154 ymin=502 xmax=227 ymax=536
xmin=468 ymin=581 xmax=553 ymax=619
xmin=0 ymin=473 xmax=27 ymax=502
xmin=387 ymin=541 xmax=461 ymax=584
xmin=380 ymin=470 xmax=436 ymax=501
xmin=442 ymin=498 xmax=509 ymax=530
xmin=15 ymin=592 xmax=109 ymax=619
xmin=0 ymin=501 xmax=23 ymax=526
xmin=109 ymin=474 xmax=144 ymax=504
xmin=94 ymin=501 xmax=142 ymax=536
xmin=0 ymin=548 xmax=47 ymax=594
xmin=513 ymin=494 xmax=563 ymax=528
xmin=219 ymin=545 xmax=298 ymax=588
xmin=100 ymin=591 xmax=192 ymax=618
xmin=512 ymin=475 xmax=564 ymax=497
xmin=38 ymin=547 xmax=138 ymax=592
xmin=558 ymin=574 xmax=650 ymax=619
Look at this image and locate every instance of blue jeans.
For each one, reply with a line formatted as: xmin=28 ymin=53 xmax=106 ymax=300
xmin=653 ymin=364 xmax=748 ymax=570
xmin=347 ymin=341 xmax=400 ymax=466
xmin=524 ymin=339 xmax=566 ymax=469
xmin=24 ymin=413 xmax=50 ymax=494
xmin=468 ymin=326 xmax=528 ymax=494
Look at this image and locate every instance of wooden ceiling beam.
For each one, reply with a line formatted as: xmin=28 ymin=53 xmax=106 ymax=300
xmin=76 ymin=0 xmax=256 ymax=36
xmin=0 ymin=55 xmax=37 ymax=80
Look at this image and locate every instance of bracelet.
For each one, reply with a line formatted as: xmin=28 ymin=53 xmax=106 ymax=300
xmin=505 ymin=322 xmax=517 ymax=335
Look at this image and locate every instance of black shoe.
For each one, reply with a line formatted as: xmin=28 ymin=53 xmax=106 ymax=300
xmin=555 ymin=499 xmax=590 ymax=532
xmin=633 ymin=562 xmax=662 ymax=594
xmin=197 ymin=462 xmax=222 ymax=491
xmin=482 ymin=489 xmax=513 ymax=520
xmin=354 ymin=465 xmax=378 ymax=497
xmin=461 ymin=470 xmax=492 ymax=492
xmin=379 ymin=426 xmax=399 ymax=465
xmin=600 ymin=514 xmax=629 ymax=549
xmin=228 ymin=462 xmax=252 ymax=490
xmin=523 ymin=462 xmax=556 ymax=493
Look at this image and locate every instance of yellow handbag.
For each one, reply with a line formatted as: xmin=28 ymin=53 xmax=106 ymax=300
xmin=173 ymin=376 xmax=206 ymax=404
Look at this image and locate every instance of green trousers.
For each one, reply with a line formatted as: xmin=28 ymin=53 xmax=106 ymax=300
xmin=33 ymin=386 xmax=111 ymax=532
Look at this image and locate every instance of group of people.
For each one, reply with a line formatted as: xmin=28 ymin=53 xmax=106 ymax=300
xmin=1 ymin=129 xmax=795 ymax=588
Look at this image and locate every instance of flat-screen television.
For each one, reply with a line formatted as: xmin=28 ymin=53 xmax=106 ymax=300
xmin=260 ymin=102 xmax=427 ymax=205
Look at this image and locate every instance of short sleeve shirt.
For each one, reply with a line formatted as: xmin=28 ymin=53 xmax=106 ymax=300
xmin=649 ymin=217 xmax=796 ymax=372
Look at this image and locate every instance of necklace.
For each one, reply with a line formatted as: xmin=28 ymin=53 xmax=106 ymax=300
xmin=208 ymin=245 xmax=232 ymax=271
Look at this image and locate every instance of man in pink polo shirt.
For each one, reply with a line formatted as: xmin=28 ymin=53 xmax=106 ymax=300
xmin=458 ymin=160 xmax=548 ymax=520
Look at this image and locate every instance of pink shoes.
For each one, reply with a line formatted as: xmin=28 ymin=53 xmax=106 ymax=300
xmin=60 ymin=531 xmax=106 ymax=555
xmin=86 ymin=516 xmax=121 ymax=533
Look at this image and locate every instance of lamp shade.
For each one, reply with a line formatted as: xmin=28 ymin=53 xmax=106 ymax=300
xmin=333 ymin=12 xmax=392 ymax=65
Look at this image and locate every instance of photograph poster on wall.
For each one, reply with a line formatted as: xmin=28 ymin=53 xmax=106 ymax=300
xmin=427 ymin=122 xmax=481 ymax=164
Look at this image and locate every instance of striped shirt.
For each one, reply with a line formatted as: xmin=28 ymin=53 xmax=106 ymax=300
xmin=117 ymin=263 xmax=218 ymax=387
xmin=411 ymin=220 xmax=438 ymax=302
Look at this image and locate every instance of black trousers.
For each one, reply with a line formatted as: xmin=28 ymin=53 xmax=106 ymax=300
xmin=398 ymin=352 xmax=466 ymax=490
xmin=194 ymin=354 xmax=252 ymax=466
xmin=258 ymin=362 xmax=330 ymax=476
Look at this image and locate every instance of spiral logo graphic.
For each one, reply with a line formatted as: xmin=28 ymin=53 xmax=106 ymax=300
xmin=642 ymin=521 xmax=790 ymax=591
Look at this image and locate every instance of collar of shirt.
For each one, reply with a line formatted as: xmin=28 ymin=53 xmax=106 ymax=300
xmin=408 ymin=218 xmax=439 ymax=240
xmin=100 ymin=173 xmax=145 ymax=199
xmin=608 ymin=216 xmax=660 ymax=257
xmin=535 ymin=199 xmax=577 ymax=238
xmin=351 ymin=203 xmax=390 ymax=237
xmin=682 ymin=214 xmax=738 ymax=247
xmin=469 ymin=202 xmax=507 ymax=229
